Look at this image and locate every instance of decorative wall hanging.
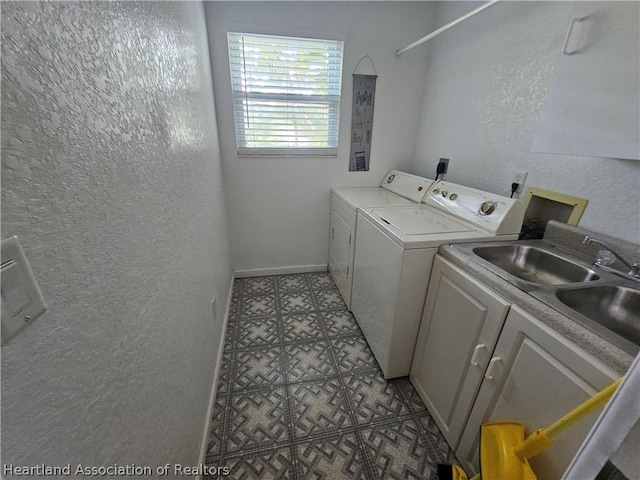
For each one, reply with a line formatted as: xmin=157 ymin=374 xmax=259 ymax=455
xmin=349 ymin=56 xmax=377 ymax=172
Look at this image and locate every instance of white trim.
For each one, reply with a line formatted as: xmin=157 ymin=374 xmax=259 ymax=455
xmin=234 ymin=264 xmax=327 ymax=278
xmin=225 ymin=22 xmax=346 ymax=44
xmin=237 ymin=147 xmax=338 ymax=157
xmin=196 ymin=272 xmax=236 ymax=480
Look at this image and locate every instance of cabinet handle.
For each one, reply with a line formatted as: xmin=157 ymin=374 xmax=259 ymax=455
xmin=562 ymin=17 xmax=584 ymax=55
xmin=484 ymin=356 xmax=503 ymax=380
xmin=332 ymin=227 xmax=335 ymax=240
xmin=470 ymin=343 xmax=486 ymax=367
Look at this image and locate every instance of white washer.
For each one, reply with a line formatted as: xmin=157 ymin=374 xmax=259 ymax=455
xmin=351 ymin=181 xmax=525 ymax=379
xmin=329 ymin=170 xmax=437 ymax=309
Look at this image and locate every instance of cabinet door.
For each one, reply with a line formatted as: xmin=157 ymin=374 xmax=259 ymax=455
xmin=456 ymin=305 xmax=620 ymax=478
xmin=328 ymin=208 xmax=352 ymax=306
xmin=532 ymin=2 xmax=639 ymax=160
xmin=410 ymin=256 xmax=510 ymax=449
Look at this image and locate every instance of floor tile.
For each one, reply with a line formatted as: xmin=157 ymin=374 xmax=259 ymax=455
xmin=342 ymin=372 xmax=412 ymax=425
xmin=224 ymin=388 xmax=289 ymax=454
xmin=289 ymin=377 xmax=353 ymax=438
xmin=205 ymin=395 xmax=226 ymax=461
xmin=216 ymin=351 xmax=233 ymax=394
xmin=417 ymin=414 xmax=457 ymax=464
xmin=229 ymin=292 xmax=240 ymax=319
xmin=360 ymin=419 xmax=439 ymax=480
xmin=239 ymin=294 xmax=278 ymax=319
xmin=315 ymin=287 xmax=347 ymax=311
xmin=296 ymin=432 xmax=368 ymax=480
xmin=276 ymin=274 xmax=310 ymax=292
xmin=232 ymin=346 xmax=283 ymax=390
xmin=281 ymin=312 xmax=324 ymax=343
xmin=223 ymin=322 xmax=236 ymax=352
xmin=308 ymin=271 xmax=336 ymax=290
xmin=240 ymin=276 xmax=276 ymax=296
xmin=216 ymin=446 xmax=295 ymax=480
xmin=394 ymin=377 xmax=429 ymax=416
xmin=331 ymin=335 xmax=378 ymax=374
xmin=236 ymin=316 xmax=281 ymax=349
xmin=285 ymin=341 xmax=337 ymax=382
xmin=207 ymin=271 xmax=452 ymax=480
xmin=321 ymin=310 xmax=361 ymax=337
xmin=279 ymin=291 xmax=316 ymax=314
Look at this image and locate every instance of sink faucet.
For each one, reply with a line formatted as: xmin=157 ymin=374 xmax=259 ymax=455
xmin=583 ymin=235 xmax=640 ymax=278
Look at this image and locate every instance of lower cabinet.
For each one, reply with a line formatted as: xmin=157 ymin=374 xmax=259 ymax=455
xmin=410 ymin=256 xmax=510 ymax=449
xmin=411 ymin=255 xmax=621 ymax=478
xmin=456 ymin=305 xmax=620 ymax=478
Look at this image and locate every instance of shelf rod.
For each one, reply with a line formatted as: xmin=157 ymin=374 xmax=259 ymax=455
xmin=395 ymin=0 xmax=502 ymax=56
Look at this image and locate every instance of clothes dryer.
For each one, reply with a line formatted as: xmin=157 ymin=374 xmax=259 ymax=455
xmin=329 ymin=170 xmax=437 ymax=308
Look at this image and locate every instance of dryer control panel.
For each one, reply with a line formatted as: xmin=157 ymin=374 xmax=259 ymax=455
xmin=424 ymin=181 xmax=525 ymax=235
xmin=380 ymin=170 xmax=436 ymax=204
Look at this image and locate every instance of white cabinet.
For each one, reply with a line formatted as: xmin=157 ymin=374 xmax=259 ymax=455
xmin=410 ymin=256 xmax=510 ymax=449
xmin=456 ymin=305 xmax=620 ymax=478
xmin=532 ymin=1 xmax=639 ymax=160
xmin=328 ymin=193 xmax=355 ymax=308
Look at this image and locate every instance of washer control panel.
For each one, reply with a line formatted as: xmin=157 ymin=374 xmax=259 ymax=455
xmin=479 ymin=201 xmax=496 ymax=216
xmin=423 ymin=181 xmax=525 ymax=234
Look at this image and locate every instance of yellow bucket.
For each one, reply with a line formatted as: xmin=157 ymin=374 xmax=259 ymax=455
xmin=474 ymin=378 xmax=621 ymax=480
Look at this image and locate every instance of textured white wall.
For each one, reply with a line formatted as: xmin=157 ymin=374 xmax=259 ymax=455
xmin=1 ymin=2 xmax=232 ymax=476
xmin=413 ymin=1 xmax=640 ymax=244
xmin=205 ymin=1 xmax=436 ymax=272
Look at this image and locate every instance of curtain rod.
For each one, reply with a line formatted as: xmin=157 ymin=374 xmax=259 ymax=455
xmin=395 ymin=0 xmax=502 ymax=56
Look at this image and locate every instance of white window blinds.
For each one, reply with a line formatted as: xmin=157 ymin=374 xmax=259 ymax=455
xmin=227 ymin=32 xmax=344 ymax=156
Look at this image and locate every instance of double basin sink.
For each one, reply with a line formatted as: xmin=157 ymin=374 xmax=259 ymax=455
xmin=452 ymin=241 xmax=640 ymax=355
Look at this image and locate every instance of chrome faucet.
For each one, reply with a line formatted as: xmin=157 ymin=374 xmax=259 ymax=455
xmin=583 ymin=235 xmax=640 ymax=278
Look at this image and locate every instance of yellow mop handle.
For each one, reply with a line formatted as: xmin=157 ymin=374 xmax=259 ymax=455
xmin=543 ymin=377 xmax=622 ymax=438
xmin=514 ymin=377 xmax=622 ymax=460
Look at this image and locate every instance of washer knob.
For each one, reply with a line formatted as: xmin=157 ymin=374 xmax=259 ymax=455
xmin=441 ymin=191 xmax=448 ymax=197
xmin=479 ymin=201 xmax=496 ymax=215
xmin=432 ymin=188 xmax=440 ymax=194
xmin=449 ymin=193 xmax=458 ymax=201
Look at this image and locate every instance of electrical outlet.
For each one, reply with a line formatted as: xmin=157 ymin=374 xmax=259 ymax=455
xmin=211 ymin=296 xmax=217 ymax=322
xmin=513 ymin=171 xmax=528 ymax=193
xmin=437 ymin=158 xmax=449 ymax=175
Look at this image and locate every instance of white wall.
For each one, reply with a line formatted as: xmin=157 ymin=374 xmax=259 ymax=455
xmin=413 ymin=1 xmax=640 ymax=244
xmin=205 ymin=1 xmax=436 ymax=272
xmin=1 ymin=2 xmax=232 ymax=476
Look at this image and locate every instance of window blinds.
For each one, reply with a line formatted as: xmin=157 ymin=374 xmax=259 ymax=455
xmin=227 ymin=32 xmax=344 ymax=155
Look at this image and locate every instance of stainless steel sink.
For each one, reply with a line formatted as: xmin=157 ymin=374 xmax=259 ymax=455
xmin=472 ymin=245 xmax=600 ymax=285
xmin=556 ymin=286 xmax=640 ymax=347
xmin=452 ymin=240 xmax=640 ymax=354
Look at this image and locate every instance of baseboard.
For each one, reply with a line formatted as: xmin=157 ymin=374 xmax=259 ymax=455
xmin=196 ymin=271 xmax=236 ymax=480
xmin=234 ymin=264 xmax=327 ymax=278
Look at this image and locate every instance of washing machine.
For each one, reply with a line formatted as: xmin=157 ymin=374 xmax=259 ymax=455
xmin=351 ymin=181 xmax=525 ymax=379
xmin=329 ymin=170 xmax=437 ymax=309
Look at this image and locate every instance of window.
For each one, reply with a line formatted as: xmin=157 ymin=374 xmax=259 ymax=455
xmin=227 ymin=32 xmax=344 ymax=156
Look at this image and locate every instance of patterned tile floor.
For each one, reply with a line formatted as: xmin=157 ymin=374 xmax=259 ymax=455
xmin=205 ymin=272 xmax=455 ymax=480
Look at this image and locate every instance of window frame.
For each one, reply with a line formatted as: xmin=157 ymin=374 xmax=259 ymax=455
xmin=227 ymin=31 xmax=345 ymax=157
